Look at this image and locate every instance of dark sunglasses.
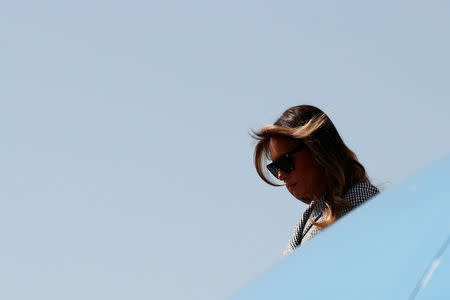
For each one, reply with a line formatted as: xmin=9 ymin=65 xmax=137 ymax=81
xmin=266 ymin=144 xmax=305 ymax=179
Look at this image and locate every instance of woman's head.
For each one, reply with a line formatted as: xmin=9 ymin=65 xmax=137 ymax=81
xmin=267 ymin=135 xmax=327 ymax=204
xmin=252 ymin=105 xmax=369 ymax=226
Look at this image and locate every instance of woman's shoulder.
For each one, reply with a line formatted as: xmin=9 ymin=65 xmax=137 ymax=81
xmin=343 ymin=181 xmax=380 ymax=207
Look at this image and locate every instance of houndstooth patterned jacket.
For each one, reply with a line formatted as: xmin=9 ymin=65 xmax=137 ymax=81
xmin=283 ymin=182 xmax=380 ymax=256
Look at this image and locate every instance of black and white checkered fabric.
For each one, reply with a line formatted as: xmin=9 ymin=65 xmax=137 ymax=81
xmin=283 ymin=181 xmax=380 ymax=256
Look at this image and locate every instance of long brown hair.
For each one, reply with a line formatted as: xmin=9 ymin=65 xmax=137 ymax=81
xmin=251 ymin=105 xmax=369 ymax=228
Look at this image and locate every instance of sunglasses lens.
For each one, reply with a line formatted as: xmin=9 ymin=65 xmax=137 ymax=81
xmin=277 ymin=156 xmax=293 ymax=174
xmin=266 ymin=144 xmax=303 ymax=179
xmin=267 ymin=163 xmax=279 ymax=178
xmin=266 ymin=155 xmax=294 ymax=179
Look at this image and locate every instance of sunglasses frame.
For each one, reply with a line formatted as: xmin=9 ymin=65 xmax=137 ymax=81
xmin=266 ymin=144 xmax=305 ymax=179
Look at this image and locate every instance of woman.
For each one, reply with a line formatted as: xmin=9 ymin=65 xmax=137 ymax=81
xmin=252 ymin=105 xmax=379 ymax=256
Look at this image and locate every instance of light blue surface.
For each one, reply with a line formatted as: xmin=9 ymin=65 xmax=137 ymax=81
xmin=232 ymin=155 xmax=450 ymax=299
xmin=416 ymin=237 xmax=450 ymax=300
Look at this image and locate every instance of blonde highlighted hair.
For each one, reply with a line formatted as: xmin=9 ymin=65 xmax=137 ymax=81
xmin=251 ymin=105 xmax=369 ymax=228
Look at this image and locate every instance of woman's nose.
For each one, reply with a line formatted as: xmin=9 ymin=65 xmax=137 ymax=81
xmin=278 ymin=169 xmax=288 ymax=181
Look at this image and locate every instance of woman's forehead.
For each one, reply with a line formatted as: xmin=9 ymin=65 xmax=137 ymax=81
xmin=268 ymin=136 xmax=299 ymax=160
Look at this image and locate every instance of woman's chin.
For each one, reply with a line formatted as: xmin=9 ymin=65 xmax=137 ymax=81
xmin=291 ymin=191 xmax=312 ymax=204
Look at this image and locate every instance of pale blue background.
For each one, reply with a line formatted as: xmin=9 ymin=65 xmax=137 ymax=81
xmin=0 ymin=1 xmax=449 ymax=299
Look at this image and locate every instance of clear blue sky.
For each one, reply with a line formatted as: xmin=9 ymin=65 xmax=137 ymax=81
xmin=1 ymin=1 xmax=449 ymax=299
